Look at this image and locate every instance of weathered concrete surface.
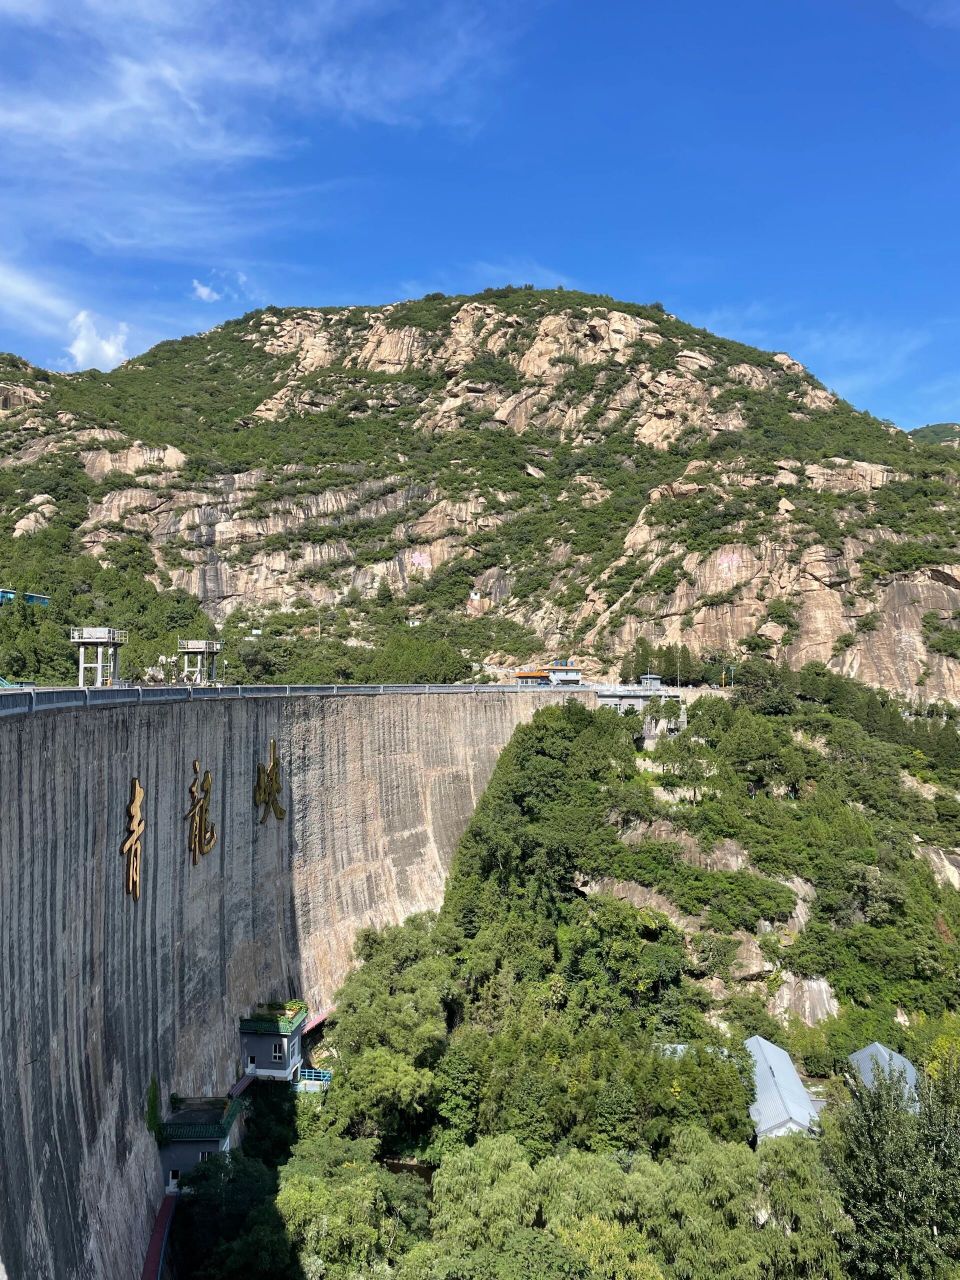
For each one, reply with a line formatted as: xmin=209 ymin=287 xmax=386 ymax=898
xmin=0 ymin=689 xmax=591 ymax=1280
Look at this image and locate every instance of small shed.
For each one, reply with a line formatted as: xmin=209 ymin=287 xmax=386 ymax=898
xmin=239 ymin=1002 xmax=307 ymax=1082
xmin=745 ymin=1035 xmax=820 ymax=1141
xmin=849 ymin=1043 xmax=918 ymax=1095
xmin=159 ymin=1097 xmax=244 ymax=1191
xmin=515 ymin=669 xmax=550 ymax=688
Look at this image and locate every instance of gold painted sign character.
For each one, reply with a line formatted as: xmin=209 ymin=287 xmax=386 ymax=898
xmin=120 ymin=777 xmax=145 ymax=901
xmin=185 ymin=759 xmax=217 ymax=863
xmin=254 ymin=738 xmax=286 ymax=824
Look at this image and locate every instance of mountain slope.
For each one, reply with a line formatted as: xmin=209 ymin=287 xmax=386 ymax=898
xmin=913 ymin=422 xmax=960 ymax=447
xmin=1 ymin=286 xmax=959 ymax=700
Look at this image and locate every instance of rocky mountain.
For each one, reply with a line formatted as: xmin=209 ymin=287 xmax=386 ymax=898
xmin=1 ymin=286 xmax=959 ymax=700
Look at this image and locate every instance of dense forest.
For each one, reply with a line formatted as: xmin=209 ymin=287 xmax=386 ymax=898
xmin=171 ymin=675 xmax=960 ymax=1278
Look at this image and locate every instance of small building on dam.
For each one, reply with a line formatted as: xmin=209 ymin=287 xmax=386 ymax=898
xmin=240 ymin=1001 xmax=307 ymax=1081
xmin=159 ymin=1097 xmax=245 ymax=1193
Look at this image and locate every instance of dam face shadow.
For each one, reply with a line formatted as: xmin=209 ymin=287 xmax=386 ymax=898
xmin=0 ymin=687 xmax=593 ymax=1279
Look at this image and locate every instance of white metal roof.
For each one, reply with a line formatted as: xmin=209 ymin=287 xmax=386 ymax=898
xmin=848 ymin=1043 xmax=918 ymax=1093
xmin=745 ymin=1035 xmax=819 ymax=1138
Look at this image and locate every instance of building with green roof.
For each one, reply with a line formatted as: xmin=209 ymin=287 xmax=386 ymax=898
xmin=159 ymin=1098 xmax=245 ymax=1192
xmin=239 ymin=1000 xmax=307 ymax=1082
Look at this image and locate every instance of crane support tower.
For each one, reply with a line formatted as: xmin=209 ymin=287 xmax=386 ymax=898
xmin=178 ymin=639 xmax=222 ymax=686
xmin=70 ymin=627 xmax=128 ymax=688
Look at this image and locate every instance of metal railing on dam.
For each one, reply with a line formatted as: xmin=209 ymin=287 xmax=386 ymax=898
xmin=0 ymin=681 xmax=544 ymax=717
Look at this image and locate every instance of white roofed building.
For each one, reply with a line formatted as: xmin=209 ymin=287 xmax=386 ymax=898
xmin=849 ymin=1043 xmax=918 ymax=1097
xmin=745 ymin=1035 xmax=820 ymax=1141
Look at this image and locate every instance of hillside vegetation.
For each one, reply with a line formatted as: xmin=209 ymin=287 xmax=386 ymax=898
xmin=172 ymin=687 xmax=960 ymax=1279
xmin=913 ymin=422 xmax=960 ymax=447
xmin=0 ymin=286 xmax=959 ymax=699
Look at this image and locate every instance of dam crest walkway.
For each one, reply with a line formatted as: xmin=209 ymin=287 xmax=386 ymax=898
xmin=0 ymin=681 xmax=562 ymax=718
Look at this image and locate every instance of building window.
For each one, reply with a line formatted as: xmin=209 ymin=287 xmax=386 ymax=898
xmin=170 ymin=1169 xmax=180 ymax=1183
xmin=272 ymin=1041 xmax=284 ymax=1063
xmin=200 ymin=1151 xmax=212 ymax=1163
xmin=248 ymin=1054 xmax=256 ymax=1067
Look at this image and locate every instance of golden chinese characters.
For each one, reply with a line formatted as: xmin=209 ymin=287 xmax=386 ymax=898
xmin=120 ymin=777 xmax=145 ymax=901
xmin=254 ymin=738 xmax=286 ymax=824
xmin=185 ymin=759 xmax=217 ymax=864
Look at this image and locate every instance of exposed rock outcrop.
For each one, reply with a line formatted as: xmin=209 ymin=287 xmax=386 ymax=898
xmin=804 ymin=458 xmax=906 ymax=493
xmin=350 ymin=321 xmax=430 ymax=373
xmin=730 ymin=934 xmax=774 ymax=981
xmin=0 ymin=382 xmax=44 ymax=413
xmin=577 ymin=874 xmax=704 ymax=933
xmin=768 ymin=973 xmax=840 ymax=1026
xmin=517 ymin=310 xmax=656 ymax=382
xmin=918 ymin=844 xmax=960 ymax=891
xmin=81 ymin=442 xmax=187 ymax=481
xmin=13 ymin=494 xmax=57 ymax=537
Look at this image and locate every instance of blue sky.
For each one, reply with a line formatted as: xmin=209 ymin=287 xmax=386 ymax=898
xmin=1 ymin=0 xmax=958 ymax=429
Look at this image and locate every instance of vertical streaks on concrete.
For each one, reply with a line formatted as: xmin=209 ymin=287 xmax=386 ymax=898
xmin=0 ymin=689 xmax=592 ymax=1278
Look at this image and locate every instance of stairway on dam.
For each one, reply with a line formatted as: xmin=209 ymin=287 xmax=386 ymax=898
xmin=0 ymin=685 xmax=593 ymax=1280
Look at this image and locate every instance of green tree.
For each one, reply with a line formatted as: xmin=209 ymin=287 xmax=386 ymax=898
xmin=172 ymin=1153 xmax=283 ymax=1279
xmin=331 ymin=1047 xmax=435 ymax=1150
xmin=278 ymin=1134 xmax=429 ymax=1278
xmin=429 ymin=1136 xmax=539 ymax=1251
xmin=756 ymin=1135 xmax=847 ymax=1279
xmin=652 ymin=731 xmax=709 ymax=800
xmin=718 ymin=711 xmax=781 ymax=794
xmin=366 ymin=627 xmax=471 ymax=684
xmin=823 ymin=1061 xmax=960 ymax=1278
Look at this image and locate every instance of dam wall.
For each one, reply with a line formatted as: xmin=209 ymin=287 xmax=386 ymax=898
xmin=0 ymin=686 xmax=594 ymax=1280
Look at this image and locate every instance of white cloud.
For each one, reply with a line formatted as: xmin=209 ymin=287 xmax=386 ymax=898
xmin=0 ymin=259 xmax=73 ymax=335
xmin=468 ymin=258 xmax=576 ymax=290
xmin=67 ymin=309 xmax=129 ymax=370
xmin=0 ymin=1 xmax=531 ymax=363
xmin=0 ymin=259 xmax=130 ymax=369
xmin=191 ymin=278 xmax=221 ymax=302
xmin=783 ymin=320 xmax=929 ymax=401
xmin=901 ymin=371 xmax=960 ymax=427
xmin=895 ymin=0 xmax=960 ymax=27
xmin=0 ymin=0 xmax=52 ymax=16
xmin=687 ymin=300 xmax=933 ymax=422
xmin=0 ymin=0 xmax=527 ymax=323
xmin=0 ymin=1 xmax=513 ymax=168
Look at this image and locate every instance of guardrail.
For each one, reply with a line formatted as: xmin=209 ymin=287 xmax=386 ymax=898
xmin=300 ymin=1067 xmax=333 ymax=1084
xmin=0 ymin=682 xmax=565 ymax=718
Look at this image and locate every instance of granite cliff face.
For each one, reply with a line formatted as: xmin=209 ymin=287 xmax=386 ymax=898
xmin=1 ymin=289 xmax=959 ymax=701
xmin=0 ymin=688 xmax=588 ymax=1280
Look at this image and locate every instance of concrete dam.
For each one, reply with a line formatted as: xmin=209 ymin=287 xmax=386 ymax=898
xmin=0 ymin=684 xmax=594 ymax=1280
